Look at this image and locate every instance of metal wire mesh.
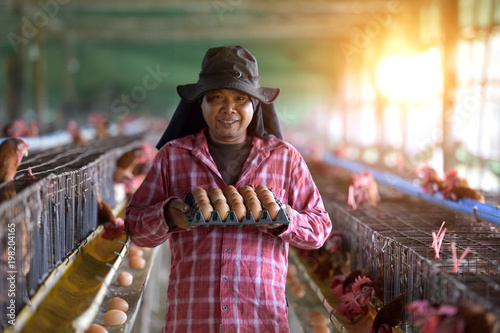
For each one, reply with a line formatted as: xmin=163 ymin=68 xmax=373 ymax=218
xmin=310 ymin=162 xmax=500 ymax=331
xmin=0 ymin=136 xmax=143 ymax=329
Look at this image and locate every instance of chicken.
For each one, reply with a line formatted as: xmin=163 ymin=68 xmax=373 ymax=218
xmin=442 ymin=187 xmax=485 ymax=203
xmin=337 ymin=276 xmax=374 ymax=322
xmin=0 ymin=138 xmax=29 ymax=182
xmin=369 ymin=295 xmax=403 ymax=333
xmin=444 ymin=169 xmax=470 ymax=188
xmin=348 ymin=170 xmax=380 ymax=210
xmin=97 ymin=194 xmax=124 ymax=240
xmin=332 ymin=269 xmax=365 ymax=298
xmin=0 ymin=182 xmax=17 ymax=203
xmin=67 ymin=120 xmax=87 ymax=146
xmin=88 ymin=112 xmax=109 ymax=140
xmin=442 ymin=169 xmax=485 ymax=203
xmin=114 ymin=147 xmax=148 ymax=183
xmin=311 ymin=253 xmax=334 ymax=280
xmin=415 ymin=162 xmax=446 ymax=195
xmin=324 ymin=231 xmax=344 ymax=254
xmin=407 ymin=300 xmax=500 ymax=333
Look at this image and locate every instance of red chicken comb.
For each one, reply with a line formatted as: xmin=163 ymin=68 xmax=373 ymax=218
xmin=352 ymin=275 xmax=372 ymax=294
xmin=444 ymin=169 xmax=458 ymax=180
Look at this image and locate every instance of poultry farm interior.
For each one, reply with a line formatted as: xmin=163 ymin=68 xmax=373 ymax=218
xmin=0 ymin=124 xmax=499 ymax=333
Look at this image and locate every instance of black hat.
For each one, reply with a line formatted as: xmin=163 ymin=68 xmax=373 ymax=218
xmin=176 ymin=45 xmax=280 ymax=104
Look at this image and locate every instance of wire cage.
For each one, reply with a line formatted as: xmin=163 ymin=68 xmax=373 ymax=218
xmin=328 ymin=186 xmax=500 ymax=331
xmin=0 ymin=137 xmax=143 ymax=330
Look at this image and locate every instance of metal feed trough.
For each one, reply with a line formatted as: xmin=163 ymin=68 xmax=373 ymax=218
xmin=0 ymin=136 xmax=143 ymax=330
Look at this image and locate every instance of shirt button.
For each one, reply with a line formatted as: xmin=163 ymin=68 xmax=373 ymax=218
xmin=222 ymin=305 xmax=228 ymax=311
xmin=223 ymin=276 xmax=228 ymax=281
xmin=225 ymin=248 xmax=230 ymax=253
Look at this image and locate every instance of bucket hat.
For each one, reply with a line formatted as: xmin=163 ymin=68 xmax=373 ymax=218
xmin=177 ymin=46 xmax=280 ymax=104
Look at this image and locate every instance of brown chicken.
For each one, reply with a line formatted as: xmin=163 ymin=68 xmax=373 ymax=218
xmin=67 ymin=120 xmax=87 ymax=146
xmin=114 ymin=147 xmax=148 ymax=183
xmin=407 ymin=300 xmax=500 ymax=333
xmin=415 ymin=162 xmax=446 ymax=195
xmin=88 ymin=112 xmax=109 ymax=140
xmin=0 ymin=138 xmax=29 ymax=182
xmin=369 ymin=295 xmax=403 ymax=333
xmin=442 ymin=169 xmax=485 ymax=203
xmin=2 ymin=119 xmax=38 ymax=137
xmin=347 ymin=170 xmax=380 ymax=210
xmin=97 ymin=194 xmax=124 ymax=240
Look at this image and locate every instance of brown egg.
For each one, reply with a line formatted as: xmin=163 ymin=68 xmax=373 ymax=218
xmin=255 ymin=184 xmax=268 ymax=196
xmin=308 ymin=311 xmax=330 ymax=327
xmin=287 ymin=264 xmax=297 ymax=278
xmin=313 ymin=325 xmax=331 ymax=333
xmin=215 ymin=202 xmax=230 ymax=221
xmin=247 ymin=201 xmax=262 ymax=221
xmin=192 ymin=187 xmax=207 ymax=198
xmin=223 ymin=185 xmax=238 ymax=196
xmin=265 ymin=202 xmax=280 ymax=220
xmin=199 ymin=203 xmax=214 ymax=221
xmin=231 ymin=202 xmax=246 ymax=221
xmin=129 ymin=255 xmax=146 ymax=269
xmin=259 ymin=190 xmax=275 ymax=205
xmin=128 ymin=246 xmax=144 ymax=257
xmin=208 ymin=187 xmax=222 ymax=196
xmin=102 ymin=309 xmax=127 ymax=326
xmin=227 ymin=192 xmax=243 ymax=205
xmin=196 ymin=196 xmax=210 ymax=206
xmin=85 ymin=324 xmax=108 ymax=333
xmin=290 ymin=282 xmax=306 ymax=298
xmin=117 ymin=272 xmax=133 ymax=286
xmin=211 ymin=192 xmax=226 ymax=204
xmin=107 ymin=297 xmax=129 ymax=312
xmin=239 ymin=185 xmax=255 ymax=197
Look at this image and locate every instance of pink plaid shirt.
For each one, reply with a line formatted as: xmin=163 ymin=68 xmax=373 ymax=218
xmin=125 ymin=129 xmax=332 ymax=333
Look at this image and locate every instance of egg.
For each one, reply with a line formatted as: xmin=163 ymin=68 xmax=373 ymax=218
xmin=231 ymin=202 xmax=246 ymax=221
xmin=223 ymin=185 xmax=238 ymax=196
xmin=192 ymin=187 xmax=207 ymax=197
xmin=215 ymin=202 xmax=230 ymax=221
xmin=255 ymin=184 xmax=268 ymax=196
xmin=308 ymin=311 xmax=330 ymax=326
xmin=85 ymin=324 xmax=108 ymax=333
xmin=247 ymin=201 xmax=262 ymax=221
xmin=259 ymin=191 xmax=275 ymax=205
xmin=313 ymin=325 xmax=331 ymax=333
xmin=265 ymin=202 xmax=280 ymax=220
xmin=129 ymin=255 xmax=146 ymax=269
xmin=196 ymin=196 xmax=210 ymax=206
xmin=227 ymin=192 xmax=243 ymax=205
xmin=199 ymin=203 xmax=214 ymax=221
xmin=209 ymin=188 xmax=225 ymax=202
xmin=239 ymin=185 xmax=255 ymax=197
xmin=117 ymin=271 xmax=133 ymax=286
xmin=102 ymin=309 xmax=127 ymax=326
xmin=128 ymin=246 xmax=144 ymax=257
xmin=107 ymin=297 xmax=129 ymax=312
xmin=290 ymin=282 xmax=306 ymax=298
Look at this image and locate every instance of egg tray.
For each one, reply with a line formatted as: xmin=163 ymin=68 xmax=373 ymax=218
xmin=184 ymin=191 xmax=291 ymax=227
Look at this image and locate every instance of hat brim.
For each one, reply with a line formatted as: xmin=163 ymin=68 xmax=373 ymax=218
xmin=177 ymin=81 xmax=280 ymax=104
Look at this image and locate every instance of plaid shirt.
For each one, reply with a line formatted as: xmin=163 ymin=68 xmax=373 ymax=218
xmin=125 ymin=128 xmax=332 ymax=333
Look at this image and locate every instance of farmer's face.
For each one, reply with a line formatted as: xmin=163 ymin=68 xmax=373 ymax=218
xmin=201 ymin=89 xmax=254 ymax=144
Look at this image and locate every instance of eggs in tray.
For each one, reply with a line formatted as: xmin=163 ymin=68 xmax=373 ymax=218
xmin=186 ymin=185 xmax=290 ymax=226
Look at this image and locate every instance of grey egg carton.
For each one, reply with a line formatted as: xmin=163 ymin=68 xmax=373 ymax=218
xmin=185 ymin=191 xmax=290 ymax=227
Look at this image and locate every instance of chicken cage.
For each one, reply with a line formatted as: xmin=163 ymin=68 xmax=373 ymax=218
xmin=0 ymin=136 xmax=143 ymax=330
xmin=308 ymin=153 xmax=500 ymax=332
